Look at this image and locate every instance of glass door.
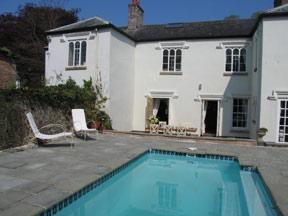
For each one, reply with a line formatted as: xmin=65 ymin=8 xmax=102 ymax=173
xmin=279 ymin=100 xmax=288 ymax=143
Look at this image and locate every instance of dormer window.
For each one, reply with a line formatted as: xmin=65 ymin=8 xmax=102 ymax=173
xmin=162 ymin=49 xmax=182 ymax=72
xmin=225 ymin=48 xmax=246 ymax=72
xmin=68 ymin=40 xmax=87 ymax=67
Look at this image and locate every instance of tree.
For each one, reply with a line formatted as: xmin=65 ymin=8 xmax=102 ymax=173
xmin=224 ymin=15 xmax=240 ymax=20
xmin=0 ymin=1 xmax=79 ymax=88
xmin=251 ymin=11 xmax=264 ymax=19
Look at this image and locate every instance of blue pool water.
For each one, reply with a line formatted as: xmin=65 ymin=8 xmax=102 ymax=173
xmin=53 ymin=151 xmax=278 ymax=216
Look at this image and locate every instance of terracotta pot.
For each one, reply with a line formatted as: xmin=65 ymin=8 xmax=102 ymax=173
xmin=88 ymin=121 xmax=104 ymax=133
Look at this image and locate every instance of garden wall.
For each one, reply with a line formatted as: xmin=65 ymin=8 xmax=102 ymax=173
xmin=0 ymin=79 xmax=111 ymax=150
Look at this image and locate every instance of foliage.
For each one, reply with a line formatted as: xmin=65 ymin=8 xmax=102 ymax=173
xmin=258 ymin=128 xmax=268 ymax=133
xmin=224 ymin=15 xmax=240 ymax=20
xmin=148 ymin=116 xmax=159 ymax=125
xmin=2 ymin=78 xmax=109 ymax=121
xmin=251 ymin=11 xmax=264 ymax=19
xmin=0 ymin=1 xmax=80 ymax=88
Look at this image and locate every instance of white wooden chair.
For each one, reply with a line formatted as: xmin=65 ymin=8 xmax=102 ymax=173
xmin=164 ymin=125 xmax=173 ymax=135
xmin=158 ymin=121 xmax=167 ymax=134
xmin=26 ymin=112 xmax=74 ymax=146
xmin=72 ymin=109 xmax=98 ymax=140
xmin=150 ymin=124 xmax=159 ymax=134
xmin=177 ymin=126 xmax=187 ymax=136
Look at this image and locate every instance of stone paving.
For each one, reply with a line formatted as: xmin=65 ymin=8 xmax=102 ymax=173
xmin=0 ymin=133 xmax=287 ymax=216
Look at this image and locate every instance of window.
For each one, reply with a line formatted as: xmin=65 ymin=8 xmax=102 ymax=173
xmin=68 ymin=40 xmax=87 ymax=67
xmin=232 ymin=99 xmax=248 ymax=128
xmin=81 ymin=41 xmax=87 ymax=65
xmin=279 ymin=100 xmax=288 ymax=143
xmin=225 ymin=48 xmax=246 ymax=72
xmin=68 ymin=43 xmax=74 ymax=66
xmin=162 ymin=49 xmax=182 ymax=72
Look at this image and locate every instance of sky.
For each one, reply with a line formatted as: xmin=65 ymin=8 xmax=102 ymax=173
xmin=0 ymin=0 xmax=273 ymax=26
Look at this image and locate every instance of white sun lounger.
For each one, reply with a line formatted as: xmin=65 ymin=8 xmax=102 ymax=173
xmin=72 ymin=109 xmax=98 ymax=140
xmin=26 ymin=112 xmax=74 ymax=146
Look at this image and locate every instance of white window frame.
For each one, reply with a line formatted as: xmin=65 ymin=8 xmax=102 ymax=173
xmin=225 ymin=47 xmax=247 ymax=73
xmin=68 ymin=40 xmax=87 ymax=67
xmin=162 ymin=48 xmax=182 ymax=72
xmin=232 ymin=98 xmax=249 ymax=130
xmin=277 ymin=99 xmax=288 ymax=143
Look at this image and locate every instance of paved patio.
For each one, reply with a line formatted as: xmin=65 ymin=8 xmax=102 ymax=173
xmin=0 ymin=133 xmax=287 ymax=216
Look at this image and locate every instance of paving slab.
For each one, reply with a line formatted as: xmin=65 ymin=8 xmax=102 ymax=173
xmin=13 ymin=181 xmax=52 ymax=194
xmin=0 ymin=190 xmax=32 ymax=210
xmin=0 ymin=175 xmax=29 ymax=192
xmin=0 ymin=202 xmax=44 ymax=216
xmin=23 ymin=187 xmax=69 ymax=208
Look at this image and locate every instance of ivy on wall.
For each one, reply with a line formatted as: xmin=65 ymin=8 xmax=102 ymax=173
xmin=0 ymin=78 xmax=111 ymax=150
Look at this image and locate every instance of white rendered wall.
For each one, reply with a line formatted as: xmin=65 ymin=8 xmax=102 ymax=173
xmin=250 ymin=23 xmax=264 ymax=139
xmin=109 ymin=29 xmax=135 ymax=131
xmin=45 ymin=31 xmax=98 ymax=87
xmin=259 ymin=17 xmax=288 ymax=143
xmin=133 ymin=39 xmax=253 ymax=137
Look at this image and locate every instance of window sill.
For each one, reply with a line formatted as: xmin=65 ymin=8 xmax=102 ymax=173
xmin=231 ymin=128 xmax=249 ymax=133
xmin=65 ymin=66 xmax=87 ymax=71
xmin=160 ymin=71 xmax=183 ymax=76
xmin=223 ymin=72 xmax=248 ymax=76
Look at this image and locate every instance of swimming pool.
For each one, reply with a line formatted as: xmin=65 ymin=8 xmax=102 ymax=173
xmin=44 ymin=150 xmax=279 ymax=216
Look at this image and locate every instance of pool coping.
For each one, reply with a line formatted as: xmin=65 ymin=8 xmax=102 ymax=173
xmin=36 ymin=148 xmax=282 ymax=216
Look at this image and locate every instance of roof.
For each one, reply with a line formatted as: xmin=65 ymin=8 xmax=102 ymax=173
xmin=267 ymin=3 xmax=288 ymax=13
xmin=47 ymin=16 xmax=110 ymax=34
xmin=46 ymin=11 xmax=288 ymax=42
xmin=123 ymin=19 xmax=258 ymax=42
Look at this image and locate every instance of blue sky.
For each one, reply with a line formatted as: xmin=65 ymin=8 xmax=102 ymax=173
xmin=0 ymin=0 xmax=273 ymax=26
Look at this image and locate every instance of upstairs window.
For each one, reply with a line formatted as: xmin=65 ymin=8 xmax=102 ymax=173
xmin=162 ymin=49 xmax=182 ymax=72
xmin=225 ymin=48 xmax=246 ymax=72
xmin=68 ymin=40 xmax=87 ymax=67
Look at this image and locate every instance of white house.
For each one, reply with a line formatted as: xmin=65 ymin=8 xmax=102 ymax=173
xmin=45 ymin=0 xmax=288 ymax=144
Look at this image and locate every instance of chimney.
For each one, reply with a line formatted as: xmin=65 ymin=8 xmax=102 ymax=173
xmin=274 ymin=0 xmax=288 ymax=7
xmin=128 ymin=0 xmax=144 ymax=31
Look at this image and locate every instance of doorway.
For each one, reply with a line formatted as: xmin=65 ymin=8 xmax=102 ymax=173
xmin=154 ymin=98 xmax=169 ymax=124
xmin=203 ymin=101 xmax=218 ymax=136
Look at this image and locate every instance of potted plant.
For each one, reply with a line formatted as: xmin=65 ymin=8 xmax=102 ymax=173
xmin=148 ymin=116 xmax=159 ymax=125
xmin=87 ymin=110 xmax=112 ymax=133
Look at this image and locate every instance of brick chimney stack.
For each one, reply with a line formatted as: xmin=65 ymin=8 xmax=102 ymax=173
xmin=128 ymin=0 xmax=144 ymax=31
xmin=274 ymin=0 xmax=288 ymax=7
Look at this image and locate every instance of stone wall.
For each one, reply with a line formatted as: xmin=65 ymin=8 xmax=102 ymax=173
xmin=0 ymin=96 xmax=71 ymax=150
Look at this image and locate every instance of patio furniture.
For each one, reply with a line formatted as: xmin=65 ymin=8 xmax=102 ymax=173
xmin=164 ymin=125 xmax=173 ymax=135
xmin=158 ymin=121 xmax=167 ymax=134
xmin=177 ymin=126 xmax=187 ymax=136
xmin=72 ymin=109 xmax=98 ymax=140
xmin=150 ymin=124 xmax=159 ymax=134
xmin=186 ymin=127 xmax=197 ymax=136
xmin=26 ymin=112 xmax=74 ymax=147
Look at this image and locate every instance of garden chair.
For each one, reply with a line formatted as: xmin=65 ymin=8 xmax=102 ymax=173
xmin=26 ymin=112 xmax=74 ymax=147
xmin=164 ymin=125 xmax=173 ymax=135
xmin=72 ymin=109 xmax=98 ymax=140
xmin=158 ymin=121 xmax=167 ymax=134
xmin=150 ymin=124 xmax=159 ymax=134
xmin=177 ymin=126 xmax=187 ymax=136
